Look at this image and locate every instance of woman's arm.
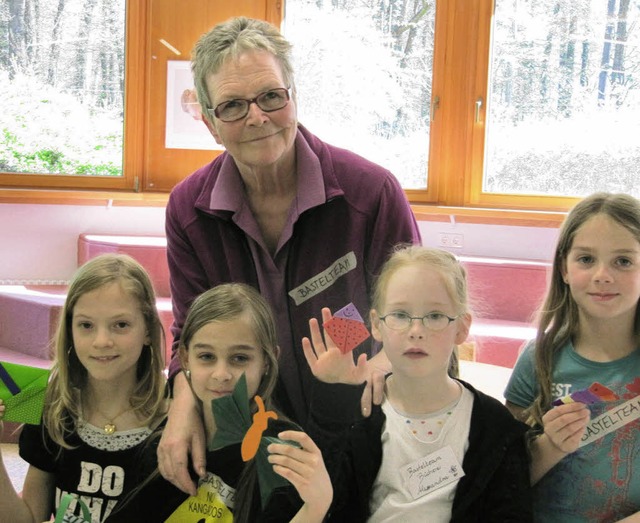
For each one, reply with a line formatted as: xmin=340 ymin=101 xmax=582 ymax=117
xmin=156 ymin=372 xmax=206 ymax=496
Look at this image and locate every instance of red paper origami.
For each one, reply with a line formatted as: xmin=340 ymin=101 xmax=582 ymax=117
xmin=552 ymin=381 xmax=619 ymax=406
xmin=323 ymin=303 xmax=370 ymax=354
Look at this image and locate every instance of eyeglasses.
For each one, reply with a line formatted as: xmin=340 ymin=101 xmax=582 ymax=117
xmin=378 ymin=311 xmax=459 ymax=332
xmin=208 ymin=88 xmax=291 ymax=122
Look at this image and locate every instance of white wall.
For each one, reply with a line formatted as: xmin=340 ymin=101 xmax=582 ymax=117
xmin=0 ymin=203 xmax=560 ymax=282
xmin=418 ymin=220 xmax=559 ymax=262
xmin=0 ymin=203 xmax=166 ymax=283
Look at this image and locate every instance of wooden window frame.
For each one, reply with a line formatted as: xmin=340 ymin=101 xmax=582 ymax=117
xmin=0 ymin=0 xmax=579 ymax=226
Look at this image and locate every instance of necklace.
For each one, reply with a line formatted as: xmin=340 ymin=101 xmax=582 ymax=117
xmin=93 ymin=403 xmax=134 ymax=435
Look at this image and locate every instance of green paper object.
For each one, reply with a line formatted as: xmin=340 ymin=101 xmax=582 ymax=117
xmin=54 ymin=493 xmax=91 ymax=523
xmin=210 ymin=373 xmax=252 ymax=450
xmin=210 ymin=374 xmax=302 ymax=508
xmin=0 ymin=361 xmax=51 ymax=425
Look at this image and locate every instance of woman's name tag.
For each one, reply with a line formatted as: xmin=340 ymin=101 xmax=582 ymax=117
xmin=400 ymin=445 xmax=465 ymax=500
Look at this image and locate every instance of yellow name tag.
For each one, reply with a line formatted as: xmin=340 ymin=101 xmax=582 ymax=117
xmin=165 ymin=473 xmax=234 ymax=522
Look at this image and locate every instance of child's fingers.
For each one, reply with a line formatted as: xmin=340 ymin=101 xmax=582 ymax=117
xmin=302 ymin=337 xmax=318 ymax=368
xmin=268 ymin=431 xmax=320 ymax=465
xmin=268 ymin=432 xmax=321 ymax=478
xmin=308 ymin=318 xmax=328 ymax=356
xmin=268 ymin=430 xmax=332 ymax=510
xmin=548 ymin=401 xmax=589 ymax=416
xmin=320 ymin=307 xmax=340 ymax=350
xmin=320 ymin=307 xmax=333 ymax=325
xmin=277 ymin=430 xmax=319 ymax=450
xmin=544 ymin=403 xmax=590 ymax=452
xmin=544 ymin=402 xmax=590 ymax=426
xmin=268 ymin=430 xmax=317 ymax=459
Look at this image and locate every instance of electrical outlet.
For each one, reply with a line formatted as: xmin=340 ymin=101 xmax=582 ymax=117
xmin=438 ymin=233 xmax=463 ymax=249
xmin=438 ymin=233 xmax=450 ymax=247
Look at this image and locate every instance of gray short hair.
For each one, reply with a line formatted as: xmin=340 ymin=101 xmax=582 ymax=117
xmin=192 ymin=17 xmax=295 ymax=122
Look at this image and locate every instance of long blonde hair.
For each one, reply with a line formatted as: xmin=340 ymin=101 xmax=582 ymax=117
xmin=526 ymin=192 xmax=640 ymax=427
xmin=44 ymin=254 xmax=167 ymax=448
xmin=178 ymin=283 xmax=280 ymax=523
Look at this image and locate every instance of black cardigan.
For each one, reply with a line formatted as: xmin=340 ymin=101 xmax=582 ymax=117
xmin=308 ymin=378 xmax=533 ymax=523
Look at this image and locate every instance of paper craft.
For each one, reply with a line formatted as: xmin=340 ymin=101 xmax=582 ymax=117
xmin=552 ymin=382 xmax=619 ymax=407
xmin=165 ymin=475 xmax=233 ymax=523
xmin=323 ymin=302 xmax=370 ymax=354
xmin=0 ymin=361 xmax=51 ymax=425
xmin=53 ymin=493 xmax=91 ymax=523
xmin=210 ymin=374 xmax=302 ymax=508
xmin=241 ymin=395 xmax=278 ymax=461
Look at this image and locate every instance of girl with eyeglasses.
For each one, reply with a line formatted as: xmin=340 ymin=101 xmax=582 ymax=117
xmin=302 ymin=245 xmax=532 ymax=522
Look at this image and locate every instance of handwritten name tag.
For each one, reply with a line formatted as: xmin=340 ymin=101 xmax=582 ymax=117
xmin=400 ymin=446 xmax=464 ymax=500
xmin=580 ymin=395 xmax=640 ymax=447
xmin=288 ymin=252 xmax=357 ymax=305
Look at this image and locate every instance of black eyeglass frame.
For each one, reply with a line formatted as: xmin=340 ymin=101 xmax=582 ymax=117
xmin=208 ymin=87 xmax=291 ymax=122
xmin=377 ymin=312 xmax=459 ymax=331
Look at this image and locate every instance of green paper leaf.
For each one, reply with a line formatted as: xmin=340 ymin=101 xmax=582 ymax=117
xmin=208 ymin=373 xmax=304 ymax=509
xmin=209 ymin=374 xmax=252 ymax=450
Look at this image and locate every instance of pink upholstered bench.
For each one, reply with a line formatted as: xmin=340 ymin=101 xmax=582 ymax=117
xmin=78 ymin=234 xmax=170 ymax=297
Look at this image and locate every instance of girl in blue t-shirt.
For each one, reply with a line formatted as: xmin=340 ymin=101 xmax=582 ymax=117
xmin=505 ymin=192 xmax=640 ymax=522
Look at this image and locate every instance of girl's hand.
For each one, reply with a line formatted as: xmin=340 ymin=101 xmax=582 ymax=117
xmin=302 ymin=307 xmax=369 ymax=385
xmin=543 ymin=401 xmax=590 ymax=454
xmin=530 ymin=402 xmax=591 ymax=484
xmin=267 ymin=431 xmax=332 ymax=521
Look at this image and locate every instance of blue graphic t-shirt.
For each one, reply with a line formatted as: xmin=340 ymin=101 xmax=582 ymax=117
xmin=506 ymin=340 xmax=640 ymax=522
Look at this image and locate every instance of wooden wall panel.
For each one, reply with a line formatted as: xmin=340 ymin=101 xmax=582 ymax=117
xmin=143 ymin=0 xmax=281 ymax=191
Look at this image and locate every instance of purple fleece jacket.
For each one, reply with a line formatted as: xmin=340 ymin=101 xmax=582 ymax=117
xmin=165 ymin=124 xmax=421 ymax=425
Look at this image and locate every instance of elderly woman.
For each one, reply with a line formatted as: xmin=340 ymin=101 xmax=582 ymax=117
xmin=160 ymin=16 xmax=421 ymax=494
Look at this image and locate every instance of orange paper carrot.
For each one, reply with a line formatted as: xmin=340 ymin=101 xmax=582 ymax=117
xmin=241 ymin=395 xmax=278 ymax=461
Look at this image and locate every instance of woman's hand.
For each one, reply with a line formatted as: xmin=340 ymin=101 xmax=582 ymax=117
xmin=268 ymin=431 xmax=332 ymax=523
xmin=157 ymin=373 xmax=206 ymax=496
xmin=302 ymin=307 xmax=369 ymax=385
xmin=359 ymin=351 xmax=389 ymax=417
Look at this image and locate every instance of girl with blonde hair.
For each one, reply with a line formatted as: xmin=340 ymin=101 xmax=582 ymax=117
xmin=0 ymin=254 xmax=167 ymax=523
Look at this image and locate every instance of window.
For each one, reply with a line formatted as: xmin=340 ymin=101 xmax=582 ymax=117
xmin=0 ymin=0 xmax=128 ymax=187
xmin=285 ymin=0 xmax=640 ymax=211
xmin=484 ymin=0 xmax=640 ymax=200
xmin=284 ymin=0 xmax=435 ymax=190
xmin=1 ymin=0 xmax=637 ymax=218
